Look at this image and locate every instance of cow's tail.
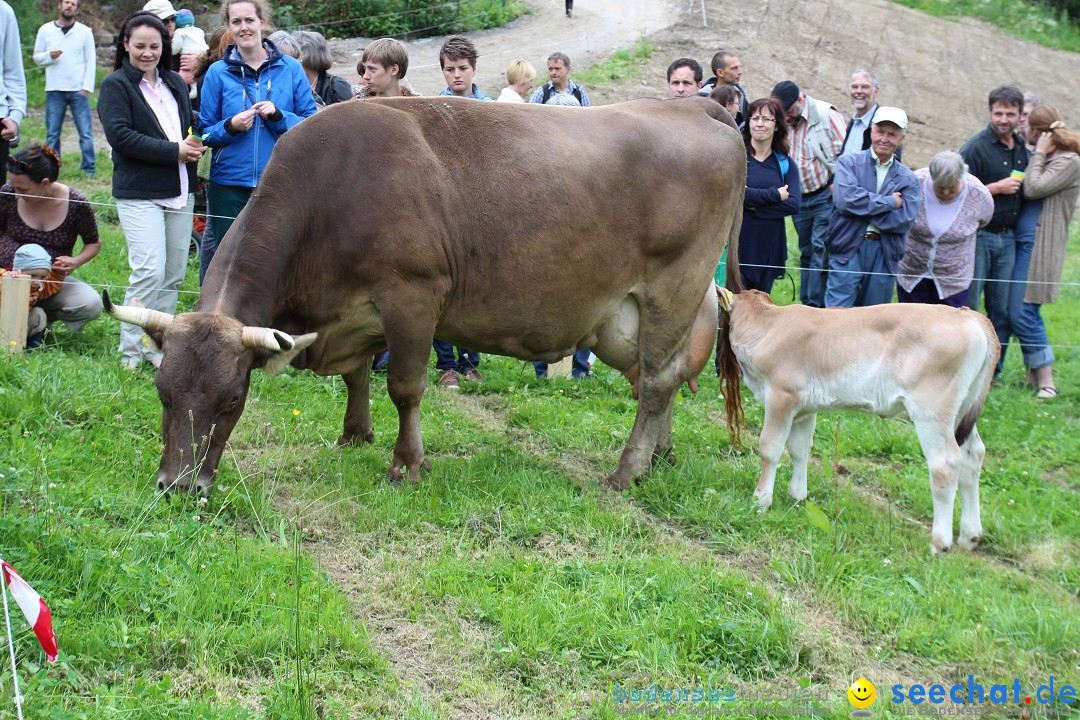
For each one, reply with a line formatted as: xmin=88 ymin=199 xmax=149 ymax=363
xmin=725 ymin=203 xmax=744 ymax=295
xmin=955 ymin=313 xmax=1001 ymax=447
xmin=715 ymin=286 xmax=744 ymax=448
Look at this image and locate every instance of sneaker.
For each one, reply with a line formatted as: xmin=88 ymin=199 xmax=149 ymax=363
xmin=25 ymin=331 xmax=45 ymax=349
xmin=462 ymin=368 xmax=484 ymax=385
xmin=438 ymin=369 xmax=461 ymax=389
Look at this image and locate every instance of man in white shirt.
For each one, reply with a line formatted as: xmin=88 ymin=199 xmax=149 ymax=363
xmin=0 ymin=0 xmax=26 ymax=183
xmin=33 ymin=0 xmax=96 ymax=176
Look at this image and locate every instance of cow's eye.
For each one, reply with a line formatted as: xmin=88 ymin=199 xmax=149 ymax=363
xmin=222 ymin=394 xmax=242 ymax=413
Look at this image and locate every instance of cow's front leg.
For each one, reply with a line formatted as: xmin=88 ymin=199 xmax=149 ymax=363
xmin=337 ymin=358 xmax=375 ymax=447
xmin=785 ymin=412 xmax=817 ymax=503
xmin=385 ymin=340 xmax=433 ymax=484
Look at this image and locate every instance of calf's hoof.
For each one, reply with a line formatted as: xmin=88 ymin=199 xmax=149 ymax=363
xmin=754 ymin=491 xmax=773 ymax=511
xmin=930 ymin=536 xmax=953 ymax=555
xmin=337 ymin=430 xmax=375 ymax=447
xmin=956 ymin=533 xmax=981 ymax=551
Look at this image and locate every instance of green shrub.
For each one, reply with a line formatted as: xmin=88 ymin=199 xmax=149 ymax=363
xmin=275 ymin=0 xmax=524 ymax=40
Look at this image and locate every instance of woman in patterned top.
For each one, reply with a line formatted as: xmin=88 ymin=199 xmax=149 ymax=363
xmin=0 ymin=143 xmax=102 ymax=335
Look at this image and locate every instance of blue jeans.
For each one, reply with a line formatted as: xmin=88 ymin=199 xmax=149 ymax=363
xmin=433 ymin=340 xmax=479 ymax=373
xmin=45 ymin=91 xmax=95 ymax=175
xmin=1000 ymin=201 xmax=1053 ymax=371
xmin=198 ymin=216 xmax=215 ymax=285
xmin=793 ymin=187 xmax=833 ymax=307
xmin=967 ymin=227 xmax=1016 ymax=366
xmin=824 ymin=239 xmax=895 ymax=308
xmin=535 ymin=348 xmax=591 ymax=378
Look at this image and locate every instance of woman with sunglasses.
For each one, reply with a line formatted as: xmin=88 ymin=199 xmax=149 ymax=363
xmin=197 ymin=0 xmax=316 ymax=277
xmin=98 ymin=11 xmax=204 ymax=369
xmin=1 ymin=143 xmax=102 ymax=336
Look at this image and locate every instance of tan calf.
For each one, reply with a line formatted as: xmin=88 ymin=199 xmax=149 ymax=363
xmin=716 ymin=289 xmax=1000 ymax=554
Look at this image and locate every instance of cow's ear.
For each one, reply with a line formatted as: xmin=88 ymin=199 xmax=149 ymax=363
xmin=262 ymin=332 xmax=318 ymax=376
xmin=146 ymin=330 xmax=164 ymax=352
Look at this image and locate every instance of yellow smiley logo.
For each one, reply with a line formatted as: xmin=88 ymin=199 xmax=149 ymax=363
xmin=848 ymin=678 xmax=877 ymax=710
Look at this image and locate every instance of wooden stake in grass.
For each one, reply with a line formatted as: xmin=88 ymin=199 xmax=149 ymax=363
xmin=0 ymin=273 xmax=31 ymax=354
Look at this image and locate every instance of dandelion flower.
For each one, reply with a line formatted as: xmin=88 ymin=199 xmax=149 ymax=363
xmin=293 ymin=409 xmax=301 ymax=416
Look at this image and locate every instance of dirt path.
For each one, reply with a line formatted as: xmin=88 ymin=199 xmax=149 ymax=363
xmin=326 ymin=0 xmax=680 ymax=97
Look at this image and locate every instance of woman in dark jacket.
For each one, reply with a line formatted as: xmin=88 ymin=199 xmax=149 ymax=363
xmin=738 ymin=97 xmax=802 ymax=293
xmin=98 ymin=12 xmax=205 ymax=369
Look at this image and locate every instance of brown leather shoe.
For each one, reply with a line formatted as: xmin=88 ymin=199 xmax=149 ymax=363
xmin=438 ymin=369 xmax=461 ymax=389
xmin=462 ymin=368 xmax=484 ymax=385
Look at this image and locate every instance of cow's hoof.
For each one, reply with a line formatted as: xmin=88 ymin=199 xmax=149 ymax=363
xmin=604 ymin=471 xmax=634 ymax=491
xmin=337 ymin=430 xmax=375 ymax=447
xmin=651 ymin=447 xmax=676 ymax=468
xmin=754 ymin=492 xmax=773 ymax=511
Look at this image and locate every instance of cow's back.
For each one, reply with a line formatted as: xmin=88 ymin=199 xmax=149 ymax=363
xmin=223 ymin=97 xmax=745 ymax=358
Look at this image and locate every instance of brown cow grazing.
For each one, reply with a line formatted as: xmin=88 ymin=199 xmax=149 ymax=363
xmin=716 ymin=289 xmax=999 ymax=554
xmin=106 ymin=96 xmax=746 ymax=497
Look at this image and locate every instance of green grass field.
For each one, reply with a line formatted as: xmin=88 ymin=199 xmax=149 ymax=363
xmin=2 ymin=72 xmax=1079 ymax=720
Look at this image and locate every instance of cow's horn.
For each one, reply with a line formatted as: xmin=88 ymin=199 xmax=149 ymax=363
xmin=241 ymin=327 xmax=296 ymax=352
xmin=106 ymin=296 xmax=175 ymax=333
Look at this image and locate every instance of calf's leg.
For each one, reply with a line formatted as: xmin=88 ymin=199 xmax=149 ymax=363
xmin=912 ymin=417 xmax=963 ymax=554
xmin=955 ymin=425 xmax=985 ymax=550
xmin=755 ymin=396 xmax=799 ymax=509
xmin=337 ymin=358 xmax=376 ymax=447
xmin=785 ymin=412 xmax=817 ymax=502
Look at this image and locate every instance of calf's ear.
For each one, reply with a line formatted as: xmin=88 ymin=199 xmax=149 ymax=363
xmin=263 ymin=332 xmax=319 ymax=375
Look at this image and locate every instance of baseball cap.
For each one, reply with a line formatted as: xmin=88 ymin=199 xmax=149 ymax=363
xmin=770 ymin=80 xmax=800 ymax=111
xmin=13 ymin=244 xmax=53 ymax=272
xmin=872 ymin=106 xmax=908 ymax=131
xmin=142 ymin=0 xmax=178 ymax=20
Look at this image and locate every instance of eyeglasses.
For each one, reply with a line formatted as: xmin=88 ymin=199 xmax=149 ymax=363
xmin=164 ymin=15 xmax=176 ymax=23
xmin=748 ymin=116 xmax=776 ymax=124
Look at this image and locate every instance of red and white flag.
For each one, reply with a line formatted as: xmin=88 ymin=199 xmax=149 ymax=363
xmin=1 ymin=561 xmax=58 ymax=663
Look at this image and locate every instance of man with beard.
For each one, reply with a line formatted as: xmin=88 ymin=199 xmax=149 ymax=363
xmin=960 ymin=85 xmax=1029 ymax=365
xmin=841 ymin=68 xmax=880 ymax=156
xmin=33 ymin=0 xmax=96 ymax=176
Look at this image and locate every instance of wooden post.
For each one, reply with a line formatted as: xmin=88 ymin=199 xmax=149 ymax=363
xmin=0 ymin=274 xmax=31 ymax=354
xmin=546 ymin=354 xmax=574 ymax=379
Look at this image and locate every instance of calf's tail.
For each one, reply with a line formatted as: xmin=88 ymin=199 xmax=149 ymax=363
xmin=715 ymin=286 xmax=744 ymax=448
xmin=955 ymin=314 xmax=1001 ymax=446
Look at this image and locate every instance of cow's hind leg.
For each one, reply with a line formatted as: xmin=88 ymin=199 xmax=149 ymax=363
xmin=337 ymin=358 xmax=376 ymax=447
xmin=384 ymin=329 xmax=436 ymax=484
xmin=651 ymin=391 xmax=678 ymax=468
xmin=785 ymin=412 xmax=817 ymax=503
xmin=606 ymin=362 xmax=681 ymax=490
xmin=956 ymin=425 xmax=985 ymax=551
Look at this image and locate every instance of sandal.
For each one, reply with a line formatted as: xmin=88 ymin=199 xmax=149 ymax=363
xmin=1036 ymin=386 xmax=1059 ymax=400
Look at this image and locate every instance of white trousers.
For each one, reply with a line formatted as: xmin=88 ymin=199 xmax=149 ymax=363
xmin=116 ymin=196 xmax=193 ymax=366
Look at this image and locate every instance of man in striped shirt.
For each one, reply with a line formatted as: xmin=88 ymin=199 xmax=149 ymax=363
xmin=771 ymin=81 xmax=847 ymax=307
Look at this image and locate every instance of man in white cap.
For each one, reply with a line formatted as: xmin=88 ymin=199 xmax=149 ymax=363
xmin=824 ymin=106 xmax=922 ymax=308
xmin=141 ymin=0 xmax=196 ymax=85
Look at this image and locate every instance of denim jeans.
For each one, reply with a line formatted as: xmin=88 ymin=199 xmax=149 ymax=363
xmin=535 ymin=348 xmax=591 ymax=378
xmin=999 ymin=200 xmax=1053 ymax=371
xmin=45 ymin=91 xmax=95 ymax=175
xmin=967 ymin=227 xmax=1015 ymax=360
xmin=824 ymin=239 xmax=895 ymax=308
xmin=433 ymin=340 xmax=480 ymax=372
xmin=792 ymin=187 xmax=833 ymax=307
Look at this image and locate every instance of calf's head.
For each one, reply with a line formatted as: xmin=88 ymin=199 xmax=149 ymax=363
xmin=105 ymin=293 xmax=316 ymax=497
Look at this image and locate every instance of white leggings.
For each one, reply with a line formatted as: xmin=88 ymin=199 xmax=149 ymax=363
xmin=116 ymin=196 xmax=193 ymax=365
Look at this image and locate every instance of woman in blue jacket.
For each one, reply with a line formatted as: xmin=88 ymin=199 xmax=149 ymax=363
xmin=198 ymin=0 xmax=316 ymax=275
